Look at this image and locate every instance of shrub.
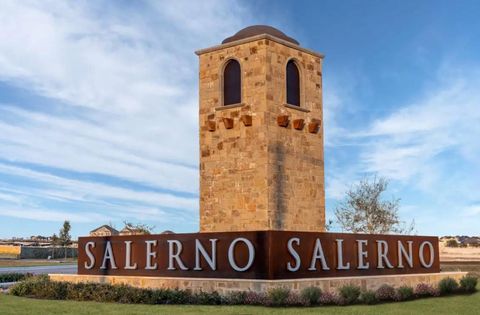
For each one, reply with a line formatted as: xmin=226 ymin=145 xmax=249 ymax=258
xmin=438 ymin=278 xmax=459 ymax=295
xmin=191 ymin=291 xmax=222 ymax=305
xmin=360 ymin=290 xmax=378 ymax=305
xmin=11 ymin=275 xmax=473 ymax=307
xmin=338 ymin=285 xmax=361 ymax=304
xmin=414 ymin=283 xmax=438 ymax=298
xmin=10 ymin=275 xmax=68 ymax=300
xmin=284 ymin=292 xmax=304 ymax=306
xmin=0 ymin=273 xmax=33 ymax=283
xmin=243 ymin=291 xmax=267 ymax=305
xmin=224 ymin=291 xmax=247 ymax=305
xmin=396 ymin=286 xmax=414 ymax=301
xmin=267 ymin=287 xmax=290 ymax=306
xmin=375 ymin=284 xmax=396 ymax=301
xmin=459 ymin=275 xmax=478 ymax=293
xmin=319 ymin=291 xmax=340 ymax=305
xmin=300 ymin=286 xmax=321 ymax=306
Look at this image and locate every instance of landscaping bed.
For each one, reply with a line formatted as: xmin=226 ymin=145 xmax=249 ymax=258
xmin=7 ymin=274 xmax=478 ymax=307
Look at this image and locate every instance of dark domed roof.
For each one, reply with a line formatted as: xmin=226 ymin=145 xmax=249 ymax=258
xmin=222 ymin=25 xmax=299 ymax=45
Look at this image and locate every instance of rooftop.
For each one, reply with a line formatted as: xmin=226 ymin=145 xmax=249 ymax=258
xmin=222 ymin=25 xmax=299 ymax=45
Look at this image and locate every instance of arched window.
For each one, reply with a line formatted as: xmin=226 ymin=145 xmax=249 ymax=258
xmin=286 ymin=60 xmax=300 ymax=106
xmin=223 ymin=59 xmax=241 ymax=105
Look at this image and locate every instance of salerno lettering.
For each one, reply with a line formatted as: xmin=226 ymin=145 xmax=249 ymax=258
xmin=79 ymin=232 xmax=439 ymax=279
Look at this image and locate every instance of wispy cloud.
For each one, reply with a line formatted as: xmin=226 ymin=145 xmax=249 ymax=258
xmin=0 ymin=0 xmax=252 ymax=231
xmin=325 ymin=62 xmax=480 ymax=234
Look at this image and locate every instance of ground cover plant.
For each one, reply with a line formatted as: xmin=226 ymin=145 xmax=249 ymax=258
xmin=7 ymin=274 xmax=478 ymax=308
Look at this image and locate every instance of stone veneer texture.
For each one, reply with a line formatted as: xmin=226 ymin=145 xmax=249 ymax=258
xmin=198 ymin=37 xmax=325 ymax=232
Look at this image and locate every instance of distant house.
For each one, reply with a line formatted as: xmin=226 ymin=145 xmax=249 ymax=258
xmin=119 ymin=226 xmax=148 ymax=236
xmin=89 ymin=225 xmax=119 ymax=237
xmin=30 ymin=235 xmax=51 ymax=242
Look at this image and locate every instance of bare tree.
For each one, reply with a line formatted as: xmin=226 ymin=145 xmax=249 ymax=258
xmin=334 ymin=176 xmax=415 ymax=234
xmin=123 ymin=221 xmax=155 ymax=234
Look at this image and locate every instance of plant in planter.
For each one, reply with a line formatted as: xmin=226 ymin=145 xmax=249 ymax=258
xmin=338 ymin=285 xmax=361 ymax=305
xmin=438 ymin=277 xmax=459 ymax=295
xmin=277 ymin=115 xmax=289 ymax=127
xmin=293 ymin=119 xmax=305 ymax=130
xmin=222 ymin=117 xmax=234 ymax=129
xmin=375 ymin=284 xmax=396 ymax=301
xmin=207 ymin=120 xmax=216 ymax=132
xmin=308 ymin=120 xmax=320 ymax=133
xmin=396 ymin=286 xmax=414 ymax=301
xmin=459 ymin=275 xmax=478 ymax=293
xmin=240 ymin=114 xmax=252 ymax=126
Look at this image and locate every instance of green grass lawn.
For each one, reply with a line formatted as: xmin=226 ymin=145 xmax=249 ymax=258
xmin=1 ymin=287 xmax=479 ymax=315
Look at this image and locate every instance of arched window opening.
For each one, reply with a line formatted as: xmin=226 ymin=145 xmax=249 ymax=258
xmin=223 ymin=60 xmax=241 ymax=105
xmin=286 ymin=60 xmax=300 ymax=106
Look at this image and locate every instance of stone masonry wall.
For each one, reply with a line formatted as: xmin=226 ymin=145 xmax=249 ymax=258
xmin=198 ymin=37 xmax=325 ymax=232
xmin=265 ymin=40 xmax=325 ymax=231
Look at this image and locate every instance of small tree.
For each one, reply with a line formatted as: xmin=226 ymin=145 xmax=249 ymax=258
xmin=59 ymin=220 xmax=72 ymax=260
xmin=51 ymin=233 xmax=59 ymax=259
xmin=334 ymin=176 xmax=415 ymax=234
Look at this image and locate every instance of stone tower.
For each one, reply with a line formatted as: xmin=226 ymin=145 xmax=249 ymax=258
xmin=196 ymin=25 xmax=325 ymax=232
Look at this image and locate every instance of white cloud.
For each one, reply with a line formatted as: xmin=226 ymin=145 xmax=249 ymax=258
xmin=0 ymin=206 xmax=109 ymax=223
xmin=359 ymin=69 xmax=480 ymax=185
xmin=323 ymin=62 xmax=480 ymax=234
xmin=0 ymin=0 xmax=253 ymax=230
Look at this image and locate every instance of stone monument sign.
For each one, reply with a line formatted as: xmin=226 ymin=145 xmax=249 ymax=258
xmin=61 ymin=25 xmax=461 ymax=292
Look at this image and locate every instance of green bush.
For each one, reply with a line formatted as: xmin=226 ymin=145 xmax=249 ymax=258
xmin=192 ymin=291 xmax=222 ymax=305
xmin=359 ymin=290 xmax=378 ymax=305
xmin=338 ymin=285 xmax=361 ymax=304
xmin=459 ymin=275 xmax=478 ymax=293
xmin=0 ymin=273 xmax=32 ymax=283
xmin=224 ymin=291 xmax=247 ymax=305
xmin=300 ymin=286 xmax=321 ymax=306
xmin=396 ymin=286 xmax=414 ymax=301
xmin=438 ymin=278 xmax=459 ymax=295
xmin=267 ymin=287 xmax=290 ymax=306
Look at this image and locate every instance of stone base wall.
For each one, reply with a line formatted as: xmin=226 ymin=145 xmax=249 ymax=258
xmin=49 ymin=272 xmax=466 ymax=295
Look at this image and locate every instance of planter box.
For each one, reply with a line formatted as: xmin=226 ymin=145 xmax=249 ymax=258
xmin=277 ymin=115 xmax=289 ymax=127
xmin=240 ymin=115 xmax=252 ymax=126
xmin=222 ymin=117 xmax=234 ymax=129
xmin=293 ymin=119 xmax=305 ymax=130
xmin=308 ymin=121 xmax=320 ymax=133
xmin=207 ymin=120 xmax=216 ymax=132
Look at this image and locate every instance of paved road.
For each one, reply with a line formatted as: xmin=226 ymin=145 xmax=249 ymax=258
xmin=0 ymin=264 xmax=77 ymax=275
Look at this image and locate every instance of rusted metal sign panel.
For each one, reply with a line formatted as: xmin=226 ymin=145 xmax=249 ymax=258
xmin=78 ymin=231 xmax=439 ymax=279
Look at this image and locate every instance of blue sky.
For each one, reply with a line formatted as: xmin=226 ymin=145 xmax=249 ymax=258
xmin=0 ymin=0 xmax=479 ymax=238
